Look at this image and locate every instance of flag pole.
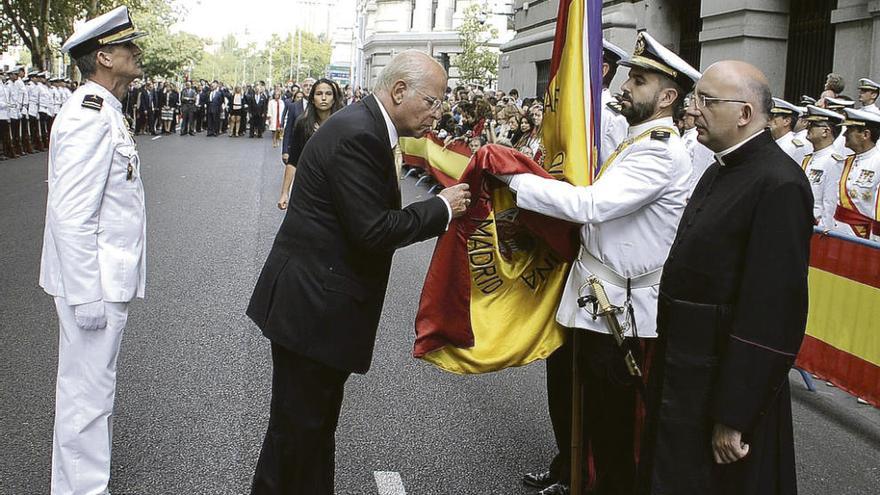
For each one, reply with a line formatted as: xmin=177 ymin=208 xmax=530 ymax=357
xmin=570 ymin=330 xmax=583 ymax=495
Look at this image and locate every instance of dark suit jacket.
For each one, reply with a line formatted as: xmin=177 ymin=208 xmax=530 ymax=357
xmin=247 ymin=95 xmax=449 ymax=374
xmin=282 ymin=99 xmax=307 ymax=158
xmin=208 ymin=90 xmax=224 ymax=113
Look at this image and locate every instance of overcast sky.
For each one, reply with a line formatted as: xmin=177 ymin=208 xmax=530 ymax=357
xmin=171 ymin=0 xmax=356 ymax=44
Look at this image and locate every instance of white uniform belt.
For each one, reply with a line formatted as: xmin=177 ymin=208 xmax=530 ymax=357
xmin=578 ymin=248 xmax=662 ymax=289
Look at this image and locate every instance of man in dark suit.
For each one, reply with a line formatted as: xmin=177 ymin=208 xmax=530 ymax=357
xmin=206 ymin=81 xmax=223 ymax=136
xmin=246 ymin=50 xmax=471 ymax=494
xmin=249 ymin=83 xmax=268 ymax=138
xmin=196 ymin=81 xmax=209 ymax=133
xmin=180 ymin=81 xmax=197 ymax=135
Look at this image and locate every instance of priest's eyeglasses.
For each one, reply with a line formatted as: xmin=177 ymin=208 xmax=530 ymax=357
xmin=690 ymin=94 xmax=748 ymax=110
xmin=413 ymin=87 xmax=443 ymax=112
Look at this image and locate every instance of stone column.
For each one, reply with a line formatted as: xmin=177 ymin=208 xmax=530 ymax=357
xmin=413 ymin=0 xmax=433 ymax=32
xmin=699 ymin=0 xmax=790 ymax=96
xmin=435 ymin=0 xmax=454 ymax=30
xmin=832 ymin=0 xmax=878 ymax=87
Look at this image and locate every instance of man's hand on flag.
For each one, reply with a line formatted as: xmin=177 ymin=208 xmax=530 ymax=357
xmin=438 ymin=183 xmax=472 ymax=217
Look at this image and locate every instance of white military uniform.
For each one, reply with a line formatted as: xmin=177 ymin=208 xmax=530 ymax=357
xmin=801 ymin=145 xmax=846 ymax=230
xmin=836 ymin=145 xmax=880 ymax=241
xmin=8 ymin=77 xmax=24 ymax=120
xmin=0 ymin=80 xmax=9 ymax=122
xmin=40 ymin=79 xmax=146 ymax=495
xmin=600 ymin=88 xmax=628 ymax=168
xmin=864 ymin=103 xmax=880 ymax=115
xmin=682 ymin=126 xmax=716 ymax=193
xmin=39 ymin=81 xmax=53 ymax=115
xmin=776 ymin=130 xmax=811 ymax=166
xmin=509 ymin=116 xmax=691 ymax=337
xmin=27 ymin=79 xmax=40 ymax=118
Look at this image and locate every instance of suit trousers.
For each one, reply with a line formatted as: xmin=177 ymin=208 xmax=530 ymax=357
xmin=51 ymin=297 xmax=128 ymax=495
xmin=10 ymin=118 xmax=22 ymax=154
xmin=0 ymin=119 xmax=14 ymax=157
xmin=29 ymin=116 xmax=42 ymax=151
xmin=207 ymin=111 xmax=220 ymax=136
xmin=251 ymin=342 xmax=350 ymax=495
xmin=546 ymin=331 xmax=642 ymax=495
xmin=180 ymin=106 xmax=195 ymax=134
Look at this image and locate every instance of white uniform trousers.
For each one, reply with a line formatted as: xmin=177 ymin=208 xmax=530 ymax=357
xmin=51 ymin=297 xmax=128 ymax=495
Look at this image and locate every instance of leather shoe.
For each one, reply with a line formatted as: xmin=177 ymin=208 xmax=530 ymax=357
xmin=523 ymin=470 xmax=554 ymax=489
xmin=538 ymin=482 xmax=570 ymax=495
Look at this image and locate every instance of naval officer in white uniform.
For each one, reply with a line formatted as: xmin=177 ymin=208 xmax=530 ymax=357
xmin=39 ymin=6 xmax=147 ymax=494
xmin=504 ymin=32 xmax=699 ymax=495
xmin=770 ymin=97 xmax=812 ymax=165
xmin=599 ymin=40 xmax=629 ymax=169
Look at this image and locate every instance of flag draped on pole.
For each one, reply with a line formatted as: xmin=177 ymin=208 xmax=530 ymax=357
xmin=411 ymin=0 xmax=604 ymax=374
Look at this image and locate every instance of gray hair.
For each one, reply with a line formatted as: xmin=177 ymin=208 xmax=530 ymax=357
xmin=375 ymin=50 xmax=444 ymax=92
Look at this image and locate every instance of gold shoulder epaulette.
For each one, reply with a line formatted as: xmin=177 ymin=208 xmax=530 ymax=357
xmin=792 ymin=138 xmax=805 ymax=147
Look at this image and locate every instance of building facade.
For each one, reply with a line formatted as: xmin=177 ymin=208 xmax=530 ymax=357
xmin=499 ymin=0 xmax=880 ymax=102
xmin=353 ymin=0 xmax=516 ymax=89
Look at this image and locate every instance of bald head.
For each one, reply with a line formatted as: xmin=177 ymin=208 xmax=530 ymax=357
xmin=375 ymin=50 xmax=446 ymax=94
xmin=688 ymin=60 xmax=772 ymax=152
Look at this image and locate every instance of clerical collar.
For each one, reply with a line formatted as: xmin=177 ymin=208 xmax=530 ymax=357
xmin=373 ymin=95 xmax=399 ymax=149
xmin=715 ymin=129 xmax=765 ymax=166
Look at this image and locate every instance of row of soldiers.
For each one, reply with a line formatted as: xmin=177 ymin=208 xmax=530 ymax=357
xmin=0 ymin=68 xmax=75 ymax=159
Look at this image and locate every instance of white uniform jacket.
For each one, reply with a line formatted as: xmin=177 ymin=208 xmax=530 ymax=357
xmin=27 ymin=82 xmax=40 ymax=117
xmin=838 ymin=145 xmax=880 ymax=241
xmin=801 ymin=145 xmax=846 ymax=230
xmin=509 ymin=116 xmax=691 ymax=338
xmin=38 ymin=83 xmax=53 ymax=115
xmin=40 ymin=81 xmax=146 ymax=306
xmin=599 ymin=88 xmax=628 ymax=168
xmin=682 ymin=127 xmax=716 ymax=192
xmin=0 ymin=83 xmax=9 ymax=121
xmin=864 ymin=103 xmax=880 ymax=116
xmin=776 ymin=131 xmax=810 ymax=166
xmin=8 ymin=79 xmax=23 ymax=119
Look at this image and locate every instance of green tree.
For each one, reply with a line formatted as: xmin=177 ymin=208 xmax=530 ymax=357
xmin=0 ymin=0 xmax=147 ymax=70
xmin=131 ymin=0 xmax=205 ymax=79
xmin=454 ymin=3 xmax=499 ymax=86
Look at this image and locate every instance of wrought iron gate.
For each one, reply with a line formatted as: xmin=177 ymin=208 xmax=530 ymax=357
xmin=785 ymin=0 xmax=837 ymax=101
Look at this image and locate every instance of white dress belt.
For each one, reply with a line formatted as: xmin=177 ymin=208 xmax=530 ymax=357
xmin=577 ymin=247 xmax=663 ymax=289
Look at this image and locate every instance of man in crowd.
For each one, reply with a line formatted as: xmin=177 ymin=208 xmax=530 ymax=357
xmin=825 ymin=96 xmax=856 ymax=155
xmin=197 ymin=80 xmax=210 ymax=133
xmin=770 ymin=97 xmax=811 ymax=165
xmin=41 ymin=7 xmax=148 ymax=493
xmin=27 ymin=71 xmax=43 ymax=151
xmin=246 ymin=50 xmax=470 ymax=494
xmin=180 ymin=80 xmax=197 ymax=135
xmin=638 ymin=60 xmax=813 ymax=495
xmin=504 ymin=32 xmax=699 ymax=495
xmin=206 ymin=80 xmax=223 ymax=137
xmin=833 ymin=108 xmax=880 ymax=241
xmin=248 ymin=82 xmax=268 ymax=138
xmin=801 ymin=105 xmax=847 ymax=230
xmin=858 ymin=78 xmax=879 ymax=115
xmin=7 ymin=68 xmax=25 ymax=156
xmin=37 ymin=72 xmax=54 ymax=148
xmin=599 ymin=40 xmax=629 ymax=168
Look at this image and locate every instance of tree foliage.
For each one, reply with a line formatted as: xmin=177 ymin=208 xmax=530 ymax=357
xmin=0 ymin=0 xmax=203 ymax=77
xmin=0 ymin=0 xmax=147 ymax=70
xmin=454 ymin=3 xmax=499 ymax=86
xmin=191 ymin=30 xmax=331 ymax=86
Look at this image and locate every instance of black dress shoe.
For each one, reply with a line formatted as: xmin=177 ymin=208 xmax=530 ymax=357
xmin=538 ymin=482 xmax=570 ymax=495
xmin=523 ymin=470 xmax=554 ymax=489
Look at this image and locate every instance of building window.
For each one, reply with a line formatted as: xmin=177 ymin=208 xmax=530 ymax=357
xmin=536 ymin=60 xmax=551 ymax=100
xmin=785 ymin=0 xmax=837 ymax=101
xmin=677 ymin=0 xmax=702 ymax=70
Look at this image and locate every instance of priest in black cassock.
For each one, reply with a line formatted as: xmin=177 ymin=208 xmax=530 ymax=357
xmin=638 ymin=61 xmax=813 ymax=495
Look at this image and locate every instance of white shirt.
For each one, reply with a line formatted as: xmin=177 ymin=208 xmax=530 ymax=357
xmin=801 ymin=144 xmax=846 ymax=230
xmin=682 ymin=127 xmax=716 ymax=192
xmin=0 ymin=83 xmax=8 ymax=120
xmin=509 ymin=116 xmax=691 ymax=338
xmin=775 ymin=130 xmax=810 ymax=166
xmin=599 ymin=88 xmax=628 ymax=168
xmin=838 ymin=145 xmax=880 ymax=241
xmin=40 ymin=80 xmax=146 ymax=305
xmin=863 ymin=103 xmax=880 ymax=115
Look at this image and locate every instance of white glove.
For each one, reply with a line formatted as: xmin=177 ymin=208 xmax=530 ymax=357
xmin=74 ymin=301 xmax=107 ymax=330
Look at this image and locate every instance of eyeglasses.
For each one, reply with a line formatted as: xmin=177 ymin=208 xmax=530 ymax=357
xmin=413 ymin=87 xmax=443 ymax=112
xmin=690 ymin=94 xmax=748 ymax=110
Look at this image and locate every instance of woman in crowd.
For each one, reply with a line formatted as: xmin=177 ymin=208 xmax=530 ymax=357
xmin=228 ymin=86 xmax=244 ymax=137
xmin=160 ymin=82 xmax=177 ymax=135
xmin=512 ymin=113 xmax=541 ymax=159
xmin=266 ymin=89 xmax=285 ymax=148
xmin=277 ymin=78 xmax=343 ymax=209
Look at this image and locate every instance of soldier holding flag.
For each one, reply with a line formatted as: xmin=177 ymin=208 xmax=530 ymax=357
xmin=500 ymin=32 xmax=699 ymax=495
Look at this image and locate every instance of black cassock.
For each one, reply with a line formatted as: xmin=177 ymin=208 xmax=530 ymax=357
xmin=638 ymin=130 xmax=813 ymax=495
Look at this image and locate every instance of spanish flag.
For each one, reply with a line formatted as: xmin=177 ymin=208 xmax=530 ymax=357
xmin=409 ymin=0 xmax=604 ymax=374
xmin=796 ymin=232 xmax=880 ymax=406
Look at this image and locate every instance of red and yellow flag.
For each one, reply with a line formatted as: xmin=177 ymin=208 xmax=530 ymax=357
xmin=407 ymin=0 xmax=604 ymax=374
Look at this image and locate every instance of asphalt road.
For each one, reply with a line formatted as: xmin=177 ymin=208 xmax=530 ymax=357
xmin=1 ymin=132 xmax=878 ymax=494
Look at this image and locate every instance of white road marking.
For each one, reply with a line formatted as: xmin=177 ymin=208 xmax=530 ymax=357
xmin=374 ymin=471 xmax=407 ymax=495
xmin=151 ymin=135 xmax=162 ymax=141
